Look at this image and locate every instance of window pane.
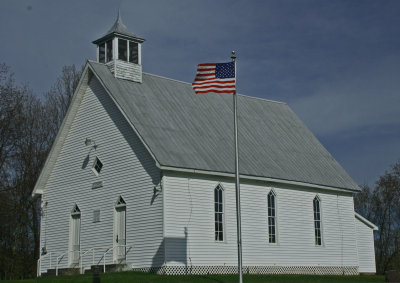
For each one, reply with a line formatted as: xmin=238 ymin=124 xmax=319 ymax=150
xmin=267 ymin=191 xmax=277 ymax=243
xmin=93 ymin=157 xmax=103 ymax=174
xmin=214 ymin=186 xmax=224 ymax=241
xmin=313 ymin=197 xmax=322 ymax=245
xmin=118 ymin=39 xmax=127 ymax=61
xmin=129 ymin=41 xmax=138 ymax=64
xmin=99 ymin=43 xmax=105 ymax=63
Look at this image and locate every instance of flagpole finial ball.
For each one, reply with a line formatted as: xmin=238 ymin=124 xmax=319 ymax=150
xmin=231 ymin=51 xmax=236 ymax=61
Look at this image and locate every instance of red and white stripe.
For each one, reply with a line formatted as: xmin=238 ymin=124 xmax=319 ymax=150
xmin=192 ymin=63 xmax=236 ymax=94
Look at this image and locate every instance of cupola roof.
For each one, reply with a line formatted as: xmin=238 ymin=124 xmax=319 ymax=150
xmin=92 ymin=10 xmax=145 ymax=44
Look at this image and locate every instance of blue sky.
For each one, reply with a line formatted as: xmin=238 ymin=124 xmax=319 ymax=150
xmin=0 ymin=0 xmax=399 ymax=186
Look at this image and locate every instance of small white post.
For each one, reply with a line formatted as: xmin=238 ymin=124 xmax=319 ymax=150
xmin=103 ymin=252 xmax=106 ymax=273
xmin=37 ymin=259 xmax=40 ymax=277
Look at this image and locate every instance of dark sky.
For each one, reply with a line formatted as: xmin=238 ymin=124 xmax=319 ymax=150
xmin=1 ymin=0 xmax=399 ymax=186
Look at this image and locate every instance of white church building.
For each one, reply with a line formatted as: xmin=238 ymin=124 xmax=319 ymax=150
xmin=33 ymin=13 xmax=377 ymax=276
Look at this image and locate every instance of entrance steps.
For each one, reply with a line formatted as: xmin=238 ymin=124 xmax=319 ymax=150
xmin=40 ymin=264 xmax=128 ymax=277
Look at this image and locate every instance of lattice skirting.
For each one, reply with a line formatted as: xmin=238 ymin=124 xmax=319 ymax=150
xmin=132 ymin=265 xmax=359 ymax=275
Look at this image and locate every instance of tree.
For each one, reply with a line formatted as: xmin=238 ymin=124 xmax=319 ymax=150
xmin=44 ymin=64 xmax=82 ymax=134
xmin=354 ymin=160 xmax=400 ymax=274
xmin=0 ymin=63 xmax=82 ymax=279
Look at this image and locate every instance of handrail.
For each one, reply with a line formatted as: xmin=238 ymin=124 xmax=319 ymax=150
xmin=37 ymin=252 xmax=53 ymax=277
xmin=80 ymin=247 xmax=109 ymax=274
xmin=103 ymin=245 xmax=133 ymax=273
xmin=56 ymin=251 xmax=68 ymax=276
xmin=38 ymin=245 xmax=133 ymax=276
xmin=56 ymin=250 xmax=80 ymax=276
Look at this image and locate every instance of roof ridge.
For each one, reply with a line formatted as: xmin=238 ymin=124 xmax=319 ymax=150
xmin=142 ymin=72 xmax=286 ymax=105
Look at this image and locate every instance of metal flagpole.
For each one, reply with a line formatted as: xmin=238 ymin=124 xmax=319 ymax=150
xmin=231 ymin=51 xmax=243 ymax=283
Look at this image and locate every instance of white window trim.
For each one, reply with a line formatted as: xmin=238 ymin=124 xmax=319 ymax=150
xmin=71 ymin=203 xmax=81 ymax=216
xmin=267 ymin=189 xmax=278 ymax=245
xmin=214 ymin=183 xmax=226 ymax=243
xmin=91 ymin=156 xmax=103 ymax=176
xmin=115 ymin=195 xmax=126 ymax=208
xmin=313 ymin=194 xmax=324 ymax=247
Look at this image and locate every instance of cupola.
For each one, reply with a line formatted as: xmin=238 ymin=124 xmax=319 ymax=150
xmin=92 ymin=11 xmax=145 ymax=83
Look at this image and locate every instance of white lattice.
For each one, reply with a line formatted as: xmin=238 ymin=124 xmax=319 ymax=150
xmin=132 ymin=265 xmax=358 ymax=275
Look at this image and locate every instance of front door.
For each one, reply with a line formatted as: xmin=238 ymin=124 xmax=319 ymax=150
xmin=69 ymin=205 xmax=81 ymax=266
xmin=114 ymin=201 xmax=126 ymax=262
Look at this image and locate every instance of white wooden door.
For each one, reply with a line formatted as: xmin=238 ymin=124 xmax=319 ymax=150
xmin=114 ymin=206 xmax=126 ymax=262
xmin=69 ymin=214 xmax=81 ymax=266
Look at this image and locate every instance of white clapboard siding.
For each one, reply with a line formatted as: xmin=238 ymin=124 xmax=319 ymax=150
xmin=355 ymin=217 xmax=376 ymax=273
xmin=39 ymin=76 xmax=163 ymax=273
xmin=106 ymin=60 xmax=142 ymax=83
xmin=163 ymin=172 xmax=359 ymax=268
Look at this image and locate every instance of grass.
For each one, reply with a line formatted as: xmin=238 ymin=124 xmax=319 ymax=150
xmin=5 ymin=271 xmax=385 ymax=283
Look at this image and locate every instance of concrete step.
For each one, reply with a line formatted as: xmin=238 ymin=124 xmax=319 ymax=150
xmin=40 ymin=264 xmax=128 ymax=277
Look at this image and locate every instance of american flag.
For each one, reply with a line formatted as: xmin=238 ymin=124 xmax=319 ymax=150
xmin=192 ymin=62 xmax=236 ymax=94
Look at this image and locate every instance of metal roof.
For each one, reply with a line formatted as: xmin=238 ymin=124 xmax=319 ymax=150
xmin=88 ymin=61 xmax=360 ymax=192
xmin=92 ymin=11 xmax=145 ymax=44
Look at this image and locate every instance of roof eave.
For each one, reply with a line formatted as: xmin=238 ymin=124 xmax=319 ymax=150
xmin=32 ymin=62 xmax=93 ymax=197
xmin=92 ymin=33 xmax=145 ymax=45
xmin=160 ymin=165 xmax=361 ymax=193
xmin=355 ymin=212 xmax=378 ymax=230
xmin=86 ymin=61 xmax=161 ymax=169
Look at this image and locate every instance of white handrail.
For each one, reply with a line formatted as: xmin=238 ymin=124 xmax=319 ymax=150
xmin=103 ymin=245 xmax=133 ymax=273
xmin=56 ymin=251 xmax=68 ymax=276
xmin=38 ymin=245 xmax=133 ymax=276
xmin=37 ymin=252 xmax=53 ymax=277
xmin=80 ymin=247 xmax=109 ymax=274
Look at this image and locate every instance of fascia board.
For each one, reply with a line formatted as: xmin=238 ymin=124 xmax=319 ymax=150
xmin=355 ymin=212 xmax=378 ymax=231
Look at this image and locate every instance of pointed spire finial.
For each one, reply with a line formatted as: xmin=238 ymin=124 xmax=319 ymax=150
xmin=93 ymin=8 xmax=145 ymax=45
xmin=117 ymin=8 xmax=122 ymax=24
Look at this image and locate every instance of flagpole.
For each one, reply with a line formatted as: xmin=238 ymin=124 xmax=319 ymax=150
xmin=231 ymin=51 xmax=243 ymax=283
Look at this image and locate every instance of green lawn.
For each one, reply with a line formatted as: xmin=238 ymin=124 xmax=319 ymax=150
xmin=5 ymin=272 xmax=385 ymax=283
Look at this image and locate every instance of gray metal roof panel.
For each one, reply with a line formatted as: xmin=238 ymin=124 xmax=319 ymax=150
xmin=88 ymin=61 xmax=360 ymax=191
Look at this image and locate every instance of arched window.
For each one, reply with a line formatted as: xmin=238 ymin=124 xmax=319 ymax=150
xmin=267 ymin=190 xmax=277 ymax=243
xmin=313 ymin=196 xmax=322 ymax=246
xmin=214 ymin=185 xmax=224 ymax=241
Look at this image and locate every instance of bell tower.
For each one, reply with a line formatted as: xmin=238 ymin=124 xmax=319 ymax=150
xmin=92 ymin=11 xmax=145 ymax=83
